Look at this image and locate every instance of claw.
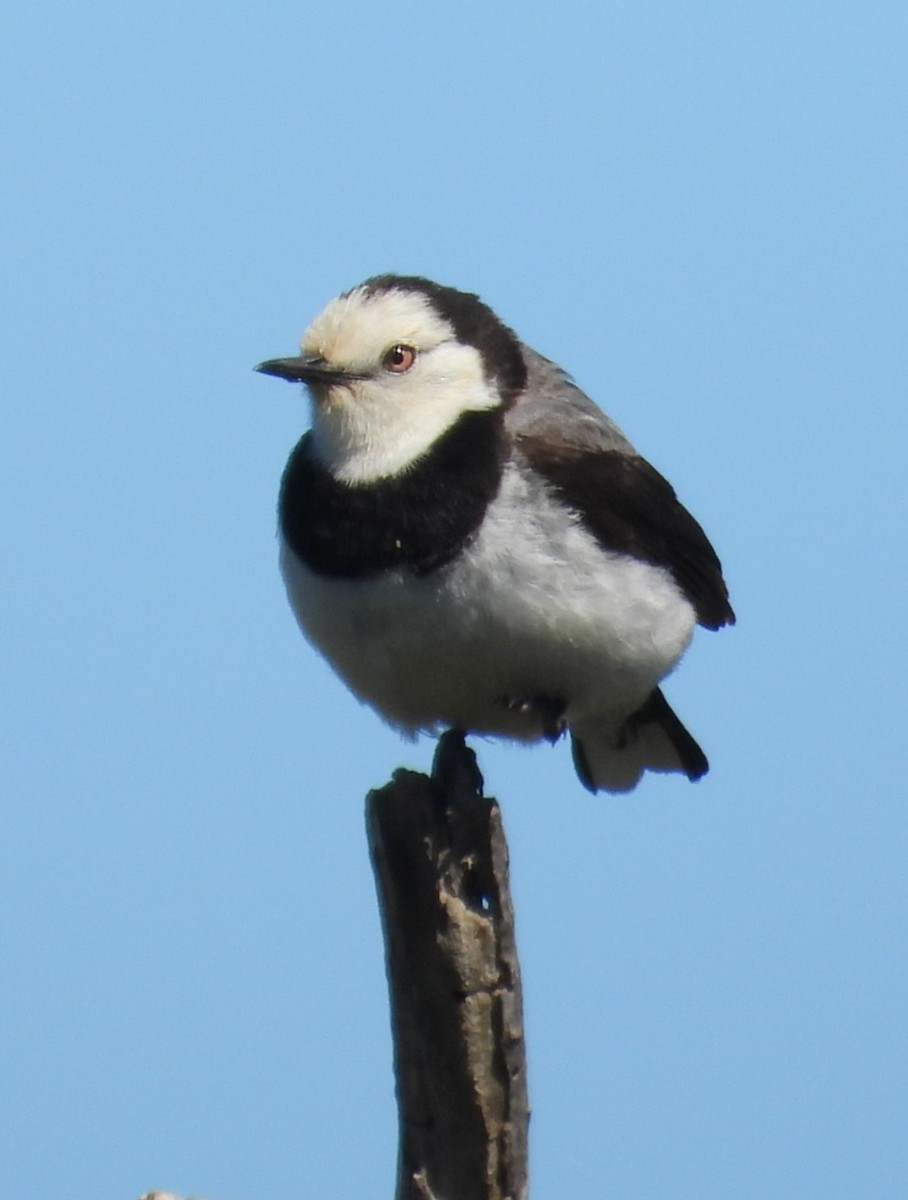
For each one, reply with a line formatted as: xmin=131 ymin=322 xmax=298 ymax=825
xmin=500 ymin=694 xmax=568 ymax=743
xmin=432 ymin=728 xmax=485 ymax=798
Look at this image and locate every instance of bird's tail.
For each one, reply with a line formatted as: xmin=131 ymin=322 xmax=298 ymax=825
xmin=570 ymin=688 xmax=709 ymax=794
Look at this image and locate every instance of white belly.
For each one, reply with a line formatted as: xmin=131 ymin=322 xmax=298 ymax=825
xmin=280 ymin=464 xmax=696 ymax=740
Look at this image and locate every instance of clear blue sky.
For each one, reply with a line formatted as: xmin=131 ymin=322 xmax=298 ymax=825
xmin=3 ymin=3 xmax=906 ymax=1197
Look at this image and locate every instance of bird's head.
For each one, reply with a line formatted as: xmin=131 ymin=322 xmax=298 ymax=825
xmin=257 ymin=275 xmax=526 ymax=483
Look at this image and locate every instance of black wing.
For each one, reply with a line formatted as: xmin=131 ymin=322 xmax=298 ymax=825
xmin=517 ymin=434 xmax=735 ymax=630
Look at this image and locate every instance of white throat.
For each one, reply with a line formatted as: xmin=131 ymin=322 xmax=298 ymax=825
xmin=308 ymin=346 xmax=503 ymax=484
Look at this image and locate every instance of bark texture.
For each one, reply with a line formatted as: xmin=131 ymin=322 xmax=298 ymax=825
xmin=366 ymin=732 xmax=529 ymax=1200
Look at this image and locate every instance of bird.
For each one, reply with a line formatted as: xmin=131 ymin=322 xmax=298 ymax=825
xmin=256 ymin=274 xmax=734 ymax=793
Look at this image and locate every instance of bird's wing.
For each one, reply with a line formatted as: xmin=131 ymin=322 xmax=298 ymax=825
xmin=507 ymin=347 xmax=735 ymax=630
xmin=507 ymin=346 xmax=638 ymax=452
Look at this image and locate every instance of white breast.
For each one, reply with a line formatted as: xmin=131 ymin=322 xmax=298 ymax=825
xmin=280 ymin=462 xmax=697 ymax=741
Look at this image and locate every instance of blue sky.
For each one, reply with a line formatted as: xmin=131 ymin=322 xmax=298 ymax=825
xmin=3 ymin=3 xmax=906 ymax=1197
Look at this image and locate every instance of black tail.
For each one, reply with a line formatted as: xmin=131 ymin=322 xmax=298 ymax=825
xmin=570 ymin=688 xmax=709 ymax=793
xmin=624 ymin=688 xmax=709 ymax=781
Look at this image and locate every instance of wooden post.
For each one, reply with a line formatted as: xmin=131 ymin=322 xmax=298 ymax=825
xmin=366 ymin=731 xmax=530 ymax=1200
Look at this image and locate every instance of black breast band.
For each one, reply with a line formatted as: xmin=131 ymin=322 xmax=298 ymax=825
xmin=279 ymin=408 xmax=506 ymax=579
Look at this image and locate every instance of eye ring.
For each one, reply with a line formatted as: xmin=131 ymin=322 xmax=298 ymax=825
xmin=382 ymin=344 xmax=417 ymax=374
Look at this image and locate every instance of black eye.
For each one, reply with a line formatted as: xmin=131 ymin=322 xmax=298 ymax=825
xmin=382 ymin=344 xmax=417 ymax=374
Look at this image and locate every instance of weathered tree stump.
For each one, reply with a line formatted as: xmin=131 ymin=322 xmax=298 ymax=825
xmin=366 ymin=731 xmax=530 ymax=1200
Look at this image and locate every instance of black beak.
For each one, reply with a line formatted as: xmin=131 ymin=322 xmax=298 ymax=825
xmin=255 ymin=354 xmax=356 ymax=384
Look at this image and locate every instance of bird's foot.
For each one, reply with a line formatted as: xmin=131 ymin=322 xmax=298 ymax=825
xmin=500 ymin=694 xmax=568 ymax=744
xmin=432 ymin=728 xmax=485 ymax=800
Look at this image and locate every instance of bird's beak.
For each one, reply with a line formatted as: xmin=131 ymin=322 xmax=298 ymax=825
xmin=255 ymin=354 xmax=358 ymax=385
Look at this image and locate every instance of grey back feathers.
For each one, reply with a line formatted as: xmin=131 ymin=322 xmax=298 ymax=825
xmin=510 ymin=347 xmax=637 ymax=454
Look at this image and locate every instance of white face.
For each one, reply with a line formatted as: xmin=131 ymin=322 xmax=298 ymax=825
xmin=299 ymin=285 xmax=502 ymax=483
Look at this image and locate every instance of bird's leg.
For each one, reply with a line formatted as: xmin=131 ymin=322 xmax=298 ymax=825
xmin=432 ymin=728 xmax=485 ymax=799
xmin=500 ymin=694 xmax=568 ymax=744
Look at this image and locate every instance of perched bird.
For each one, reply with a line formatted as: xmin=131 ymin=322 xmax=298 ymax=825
xmin=257 ymin=275 xmax=734 ymax=793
